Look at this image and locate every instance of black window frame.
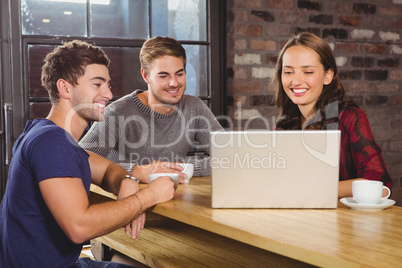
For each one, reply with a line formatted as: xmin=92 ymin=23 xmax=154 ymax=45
xmin=0 ymin=0 xmax=226 ymax=199
xmin=21 ymin=0 xmax=226 ymax=118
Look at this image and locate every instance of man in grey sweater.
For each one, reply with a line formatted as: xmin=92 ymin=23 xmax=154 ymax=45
xmin=80 ymin=36 xmax=223 ymax=183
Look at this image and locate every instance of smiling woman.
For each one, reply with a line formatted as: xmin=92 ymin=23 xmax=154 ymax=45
xmin=281 ymin=45 xmax=334 ymax=123
xmin=273 ymin=32 xmax=393 ymax=199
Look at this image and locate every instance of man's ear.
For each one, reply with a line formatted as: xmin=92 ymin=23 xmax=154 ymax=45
xmin=141 ymin=68 xmax=149 ymax=84
xmin=56 ymin=79 xmax=72 ymax=99
xmin=324 ymin=68 xmax=334 ymax=85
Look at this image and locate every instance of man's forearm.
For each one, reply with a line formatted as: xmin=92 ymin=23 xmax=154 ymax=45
xmin=102 ymin=162 xmax=133 ymax=194
xmin=69 ymin=187 xmax=148 ymax=243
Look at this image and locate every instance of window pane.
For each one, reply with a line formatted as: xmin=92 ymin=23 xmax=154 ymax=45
xmin=91 ymin=0 xmax=149 ymax=39
xmin=21 ymin=0 xmax=87 ymax=36
xmin=28 ymin=45 xmax=54 ymax=120
xmin=30 ymin=102 xmax=51 ymax=120
xmin=152 ymin=0 xmax=207 ymax=41
xmin=100 ymin=46 xmax=146 ymax=99
xmin=28 ymin=45 xmax=56 ymax=99
xmin=27 ymin=44 xmax=146 ymax=118
xmin=183 ymin=45 xmax=208 ymax=97
xmin=28 ymin=44 xmax=146 ymax=100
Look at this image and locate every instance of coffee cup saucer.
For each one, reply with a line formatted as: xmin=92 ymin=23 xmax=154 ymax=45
xmin=340 ymin=197 xmax=395 ymax=211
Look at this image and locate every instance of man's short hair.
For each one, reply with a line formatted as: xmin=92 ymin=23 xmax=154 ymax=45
xmin=41 ymin=40 xmax=110 ymax=104
xmin=139 ymin=36 xmax=186 ymax=75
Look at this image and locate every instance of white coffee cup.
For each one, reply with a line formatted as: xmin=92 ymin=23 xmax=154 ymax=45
xmin=352 ymin=181 xmax=391 ymax=204
xmin=178 ymin=163 xmax=194 ymax=183
xmin=148 ymin=173 xmax=179 ymax=190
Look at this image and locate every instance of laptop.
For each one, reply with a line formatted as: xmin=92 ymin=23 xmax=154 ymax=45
xmin=210 ymin=130 xmax=340 ymax=208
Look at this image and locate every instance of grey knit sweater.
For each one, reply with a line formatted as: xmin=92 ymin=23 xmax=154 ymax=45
xmin=79 ymin=90 xmax=223 ymax=176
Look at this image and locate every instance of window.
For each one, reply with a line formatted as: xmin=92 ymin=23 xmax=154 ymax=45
xmin=21 ymin=0 xmax=225 ymax=119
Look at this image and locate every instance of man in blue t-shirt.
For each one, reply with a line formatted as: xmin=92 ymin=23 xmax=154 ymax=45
xmin=0 ymin=40 xmax=175 ymax=268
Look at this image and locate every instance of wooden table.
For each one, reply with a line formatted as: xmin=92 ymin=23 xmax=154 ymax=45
xmin=90 ymin=177 xmax=402 ymax=268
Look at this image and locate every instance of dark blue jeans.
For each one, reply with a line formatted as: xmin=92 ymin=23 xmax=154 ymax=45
xmin=72 ymin=257 xmax=135 ymax=268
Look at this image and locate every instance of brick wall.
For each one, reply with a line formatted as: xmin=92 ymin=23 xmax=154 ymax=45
xmin=225 ymin=0 xmax=402 ymax=205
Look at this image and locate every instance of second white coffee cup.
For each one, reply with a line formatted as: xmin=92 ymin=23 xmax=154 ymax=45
xmin=178 ymin=163 xmax=194 ymax=183
xmin=352 ymin=180 xmax=391 ymax=204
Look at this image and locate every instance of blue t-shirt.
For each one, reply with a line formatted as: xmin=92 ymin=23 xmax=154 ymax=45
xmin=0 ymin=119 xmax=91 ymax=268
